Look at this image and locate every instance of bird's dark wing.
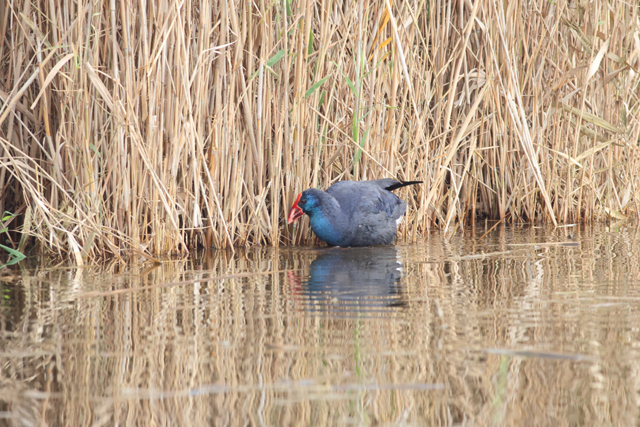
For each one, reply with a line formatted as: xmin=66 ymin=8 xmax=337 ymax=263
xmin=367 ymin=179 xmax=422 ymax=192
xmin=326 ymin=180 xmax=406 ymax=221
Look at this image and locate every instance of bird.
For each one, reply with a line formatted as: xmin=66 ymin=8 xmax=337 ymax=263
xmin=287 ymin=179 xmax=422 ymax=247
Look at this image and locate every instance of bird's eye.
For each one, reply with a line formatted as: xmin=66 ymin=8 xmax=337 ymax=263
xmin=300 ymin=198 xmax=307 ymax=204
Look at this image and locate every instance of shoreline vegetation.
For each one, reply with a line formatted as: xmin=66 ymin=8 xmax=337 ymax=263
xmin=0 ymin=0 xmax=639 ymax=262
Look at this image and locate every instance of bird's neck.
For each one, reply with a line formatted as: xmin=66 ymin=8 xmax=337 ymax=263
xmin=309 ymin=214 xmax=342 ymax=246
xmin=308 ymin=195 xmax=344 ymax=246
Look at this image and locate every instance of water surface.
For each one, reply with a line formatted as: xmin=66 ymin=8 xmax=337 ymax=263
xmin=1 ymin=225 xmax=639 ymax=426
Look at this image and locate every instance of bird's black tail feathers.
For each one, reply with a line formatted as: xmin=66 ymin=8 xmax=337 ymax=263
xmin=385 ymin=180 xmax=423 ymax=192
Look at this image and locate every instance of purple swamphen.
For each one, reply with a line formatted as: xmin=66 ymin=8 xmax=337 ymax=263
xmin=287 ymin=179 xmax=421 ymax=247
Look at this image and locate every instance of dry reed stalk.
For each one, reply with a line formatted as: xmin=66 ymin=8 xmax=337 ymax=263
xmin=0 ymin=0 xmax=639 ymax=260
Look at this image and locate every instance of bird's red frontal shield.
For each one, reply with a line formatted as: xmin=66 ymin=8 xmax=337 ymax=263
xmin=287 ymin=193 xmax=304 ymax=223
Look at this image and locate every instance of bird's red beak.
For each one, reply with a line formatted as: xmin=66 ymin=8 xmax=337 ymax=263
xmin=287 ymin=193 xmax=305 ymax=223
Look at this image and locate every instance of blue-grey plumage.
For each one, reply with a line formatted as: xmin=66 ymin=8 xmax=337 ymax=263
xmin=287 ymin=179 xmax=421 ymax=247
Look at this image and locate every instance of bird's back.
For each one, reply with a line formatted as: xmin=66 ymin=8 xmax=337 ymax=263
xmin=325 ymin=180 xmax=406 ymax=246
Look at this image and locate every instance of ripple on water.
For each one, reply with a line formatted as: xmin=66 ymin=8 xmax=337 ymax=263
xmin=1 ymin=224 xmax=640 ymax=425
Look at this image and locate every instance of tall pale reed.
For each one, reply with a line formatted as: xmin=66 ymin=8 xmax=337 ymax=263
xmin=0 ymin=0 xmax=638 ymax=261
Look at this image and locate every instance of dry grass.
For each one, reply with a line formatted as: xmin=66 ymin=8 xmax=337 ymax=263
xmin=0 ymin=0 xmax=639 ymax=260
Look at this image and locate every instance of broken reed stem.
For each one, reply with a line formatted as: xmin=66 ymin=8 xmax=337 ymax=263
xmin=0 ymin=0 xmax=639 ymax=261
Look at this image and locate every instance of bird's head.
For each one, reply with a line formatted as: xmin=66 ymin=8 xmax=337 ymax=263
xmin=287 ymin=189 xmax=322 ymax=223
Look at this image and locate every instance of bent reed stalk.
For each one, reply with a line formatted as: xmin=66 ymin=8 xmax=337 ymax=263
xmin=0 ymin=0 xmax=639 ymax=261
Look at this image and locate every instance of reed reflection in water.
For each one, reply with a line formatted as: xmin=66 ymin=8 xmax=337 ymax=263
xmin=1 ymin=225 xmax=640 ymax=426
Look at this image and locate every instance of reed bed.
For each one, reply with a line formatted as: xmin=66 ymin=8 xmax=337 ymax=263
xmin=0 ymin=0 xmax=639 ymax=259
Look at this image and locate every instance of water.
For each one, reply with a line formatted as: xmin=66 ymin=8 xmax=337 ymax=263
xmin=1 ymin=224 xmax=640 ymax=426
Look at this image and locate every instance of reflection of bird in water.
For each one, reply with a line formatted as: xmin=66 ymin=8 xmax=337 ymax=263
xmin=288 ymin=246 xmax=406 ymax=314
